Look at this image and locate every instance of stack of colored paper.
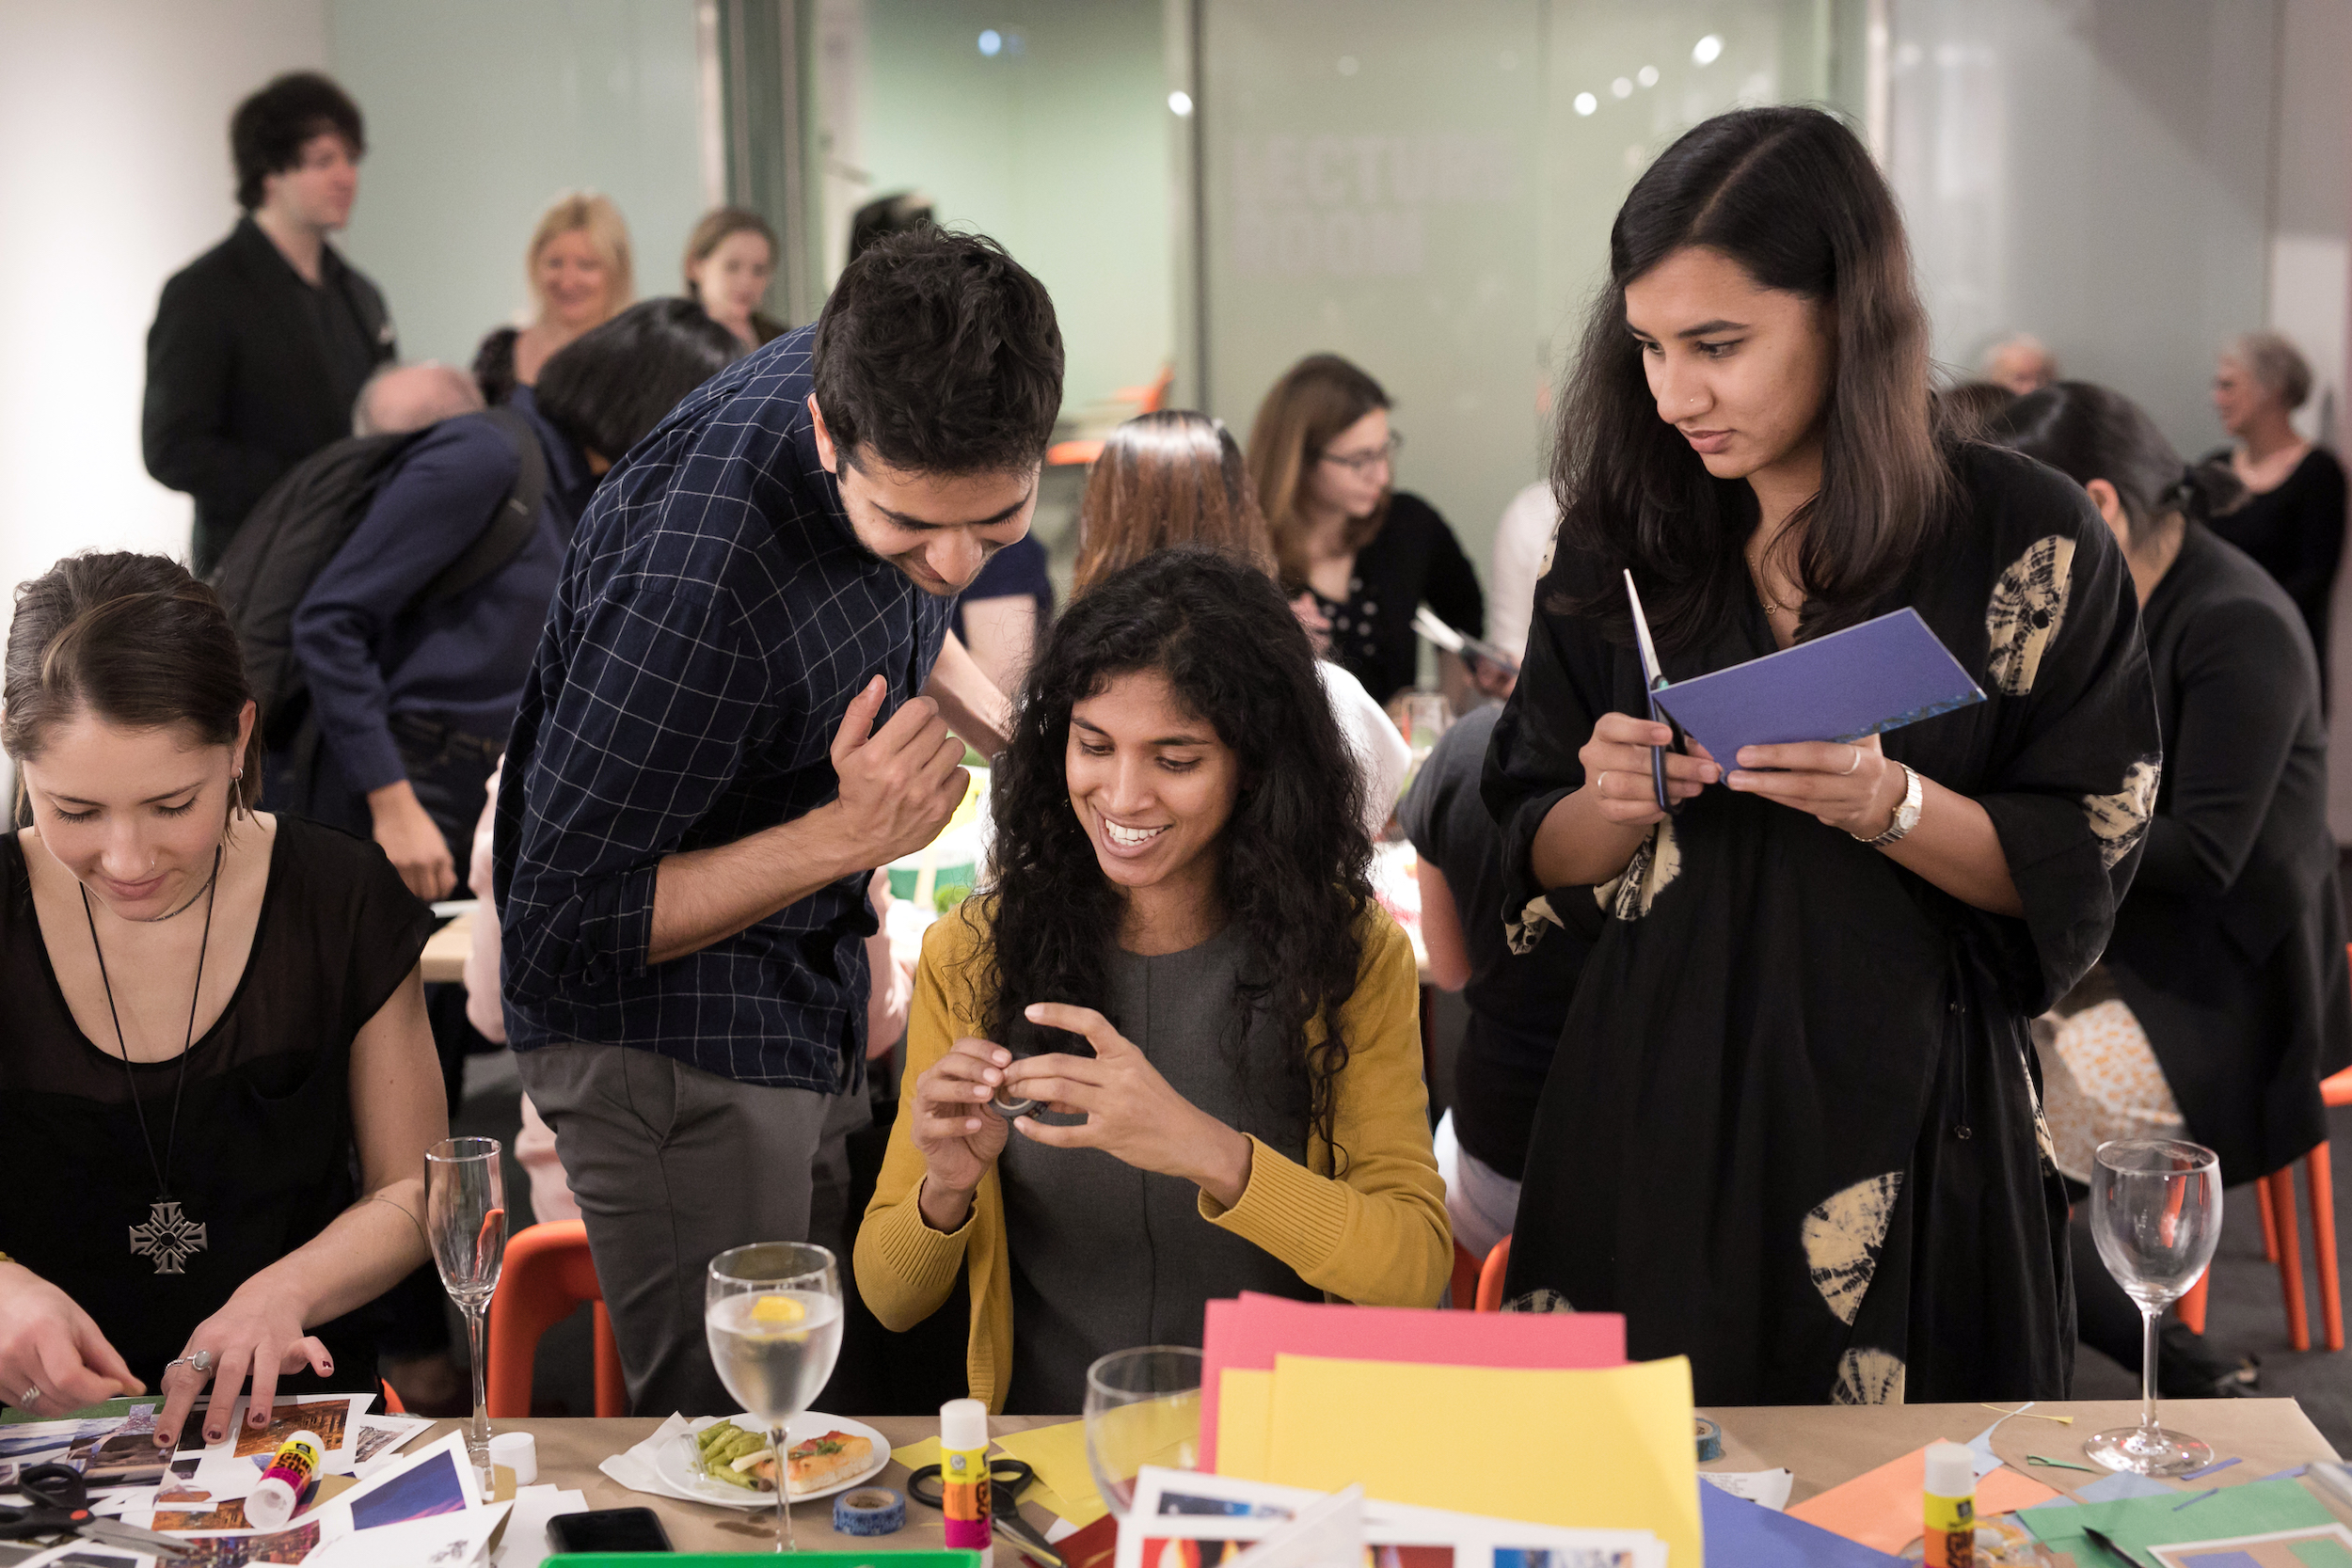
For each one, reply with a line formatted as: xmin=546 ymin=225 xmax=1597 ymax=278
xmin=1200 ymin=1294 xmax=1701 ymax=1564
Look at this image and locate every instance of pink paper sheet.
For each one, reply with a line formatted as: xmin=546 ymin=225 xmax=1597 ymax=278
xmin=1199 ymin=1291 xmax=1628 ymax=1468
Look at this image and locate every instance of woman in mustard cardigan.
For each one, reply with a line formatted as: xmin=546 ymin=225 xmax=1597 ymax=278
xmin=856 ymin=548 xmax=1449 ymax=1413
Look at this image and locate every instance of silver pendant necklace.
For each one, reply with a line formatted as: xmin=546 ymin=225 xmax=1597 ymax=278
xmin=81 ymin=847 xmax=220 ymax=1276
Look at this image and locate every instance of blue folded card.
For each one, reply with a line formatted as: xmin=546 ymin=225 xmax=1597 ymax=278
xmin=1650 ymin=608 xmax=1985 ymax=767
xmin=1699 ymin=1478 xmax=1907 ymax=1566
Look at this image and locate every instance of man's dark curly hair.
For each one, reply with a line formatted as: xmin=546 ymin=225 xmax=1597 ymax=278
xmin=812 ymin=229 xmax=1062 ymax=476
xmin=231 ymin=72 xmax=365 ymax=212
xmin=977 ymin=546 xmax=1375 ymax=1156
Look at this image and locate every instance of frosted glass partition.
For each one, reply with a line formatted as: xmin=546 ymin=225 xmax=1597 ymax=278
xmin=814 ymin=0 xmax=1176 ymax=417
xmin=328 ymin=0 xmax=708 ymax=368
xmin=1886 ymin=0 xmax=2278 ymax=456
xmin=1200 ymin=0 xmax=1851 ymax=578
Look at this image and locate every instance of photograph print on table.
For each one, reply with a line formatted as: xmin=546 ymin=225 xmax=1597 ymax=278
xmin=224 ymin=1396 xmax=355 ymax=1458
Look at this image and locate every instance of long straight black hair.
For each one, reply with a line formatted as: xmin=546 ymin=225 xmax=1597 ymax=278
xmin=1554 ymin=106 xmax=1949 ymax=651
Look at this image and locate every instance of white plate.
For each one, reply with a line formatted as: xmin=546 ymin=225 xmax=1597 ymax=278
xmin=657 ymin=1412 xmax=893 ymax=1509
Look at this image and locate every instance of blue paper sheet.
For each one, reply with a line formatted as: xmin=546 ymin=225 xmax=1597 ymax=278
xmin=1652 ymin=608 xmax=1985 ymax=768
xmin=1700 ymin=1477 xmax=1907 ymax=1566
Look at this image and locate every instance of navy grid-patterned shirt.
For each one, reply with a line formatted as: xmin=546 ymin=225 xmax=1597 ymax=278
xmin=493 ymin=326 xmax=954 ymax=1090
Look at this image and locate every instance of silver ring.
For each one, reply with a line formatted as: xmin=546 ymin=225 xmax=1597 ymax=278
xmin=166 ymin=1349 xmax=216 ymax=1378
xmin=1840 ymin=746 xmax=1863 ymax=776
xmin=19 ymin=1385 xmax=39 ymax=1408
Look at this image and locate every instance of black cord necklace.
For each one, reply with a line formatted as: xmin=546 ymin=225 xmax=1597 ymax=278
xmin=82 ymin=845 xmax=220 ymax=1276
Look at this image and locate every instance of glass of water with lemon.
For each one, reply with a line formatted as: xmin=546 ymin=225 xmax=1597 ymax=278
xmin=706 ymin=1243 xmax=844 ymax=1551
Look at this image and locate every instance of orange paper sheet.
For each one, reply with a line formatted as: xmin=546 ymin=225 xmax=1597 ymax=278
xmin=1787 ymin=1445 xmax=2062 ymax=1553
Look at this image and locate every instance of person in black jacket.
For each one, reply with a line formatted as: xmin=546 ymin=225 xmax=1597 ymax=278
xmin=143 ymin=72 xmax=395 ymax=574
xmin=1995 ymin=381 xmax=2352 ymax=1395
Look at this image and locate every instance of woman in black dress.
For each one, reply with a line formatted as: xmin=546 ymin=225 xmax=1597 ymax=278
xmin=0 ymin=553 xmax=444 ymax=1450
xmin=1996 ymin=381 xmax=2351 ymax=1390
xmin=1247 ymin=355 xmax=1494 ymax=706
xmin=1485 ymin=107 xmax=2158 ymax=1404
xmin=2203 ymin=332 xmax=2348 ymax=701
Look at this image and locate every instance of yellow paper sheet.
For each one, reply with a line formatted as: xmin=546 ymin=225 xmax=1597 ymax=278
xmin=1262 ymin=1354 xmax=1700 ymax=1568
xmin=893 ymin=1435 xmax=943 ymax=1473
xmin=1216 ymin=1369 xmax=1274 ymax=1481
xmin=994 ymin=1425 xmax=1107 ymax=1527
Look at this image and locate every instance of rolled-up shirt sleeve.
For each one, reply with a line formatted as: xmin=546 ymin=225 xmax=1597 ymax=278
xmin=498 ymin=578 xmax=783 ymax=1001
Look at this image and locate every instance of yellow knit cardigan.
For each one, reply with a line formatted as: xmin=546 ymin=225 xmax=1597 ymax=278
xmin=852 ymin=900 xmax=1452 ymax=1411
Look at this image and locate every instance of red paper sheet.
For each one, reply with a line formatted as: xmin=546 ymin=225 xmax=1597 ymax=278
xmin=1199 ymin=1292 xmax=1628 ymax=1469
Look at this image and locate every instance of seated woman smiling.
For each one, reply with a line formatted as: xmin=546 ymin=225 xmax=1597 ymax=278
xmin=855 ymin=547 xmax=1449 ymax=1413
xmin=0 ymin=553 xmax=443 ymax=1451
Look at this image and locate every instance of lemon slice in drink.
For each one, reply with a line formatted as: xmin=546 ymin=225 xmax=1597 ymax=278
xmin=752 ymin=1293 xmax=807 ymax=1325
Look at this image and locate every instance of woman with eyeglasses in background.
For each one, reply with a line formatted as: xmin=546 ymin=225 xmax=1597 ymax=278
xmin=1248 ymin=356 xmax=1498 ymax=707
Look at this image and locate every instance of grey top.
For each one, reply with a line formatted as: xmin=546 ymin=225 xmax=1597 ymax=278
xmin=998 ymin=924 xmax=1320 ymax=1414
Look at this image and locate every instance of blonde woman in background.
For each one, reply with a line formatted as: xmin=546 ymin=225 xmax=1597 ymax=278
xmin=472 ymin=190 xmax=633 ymax=404
xmin=683 ymin=206 xmax=787 ymax=349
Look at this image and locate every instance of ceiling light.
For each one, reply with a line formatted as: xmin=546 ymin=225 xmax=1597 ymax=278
xmin=1611 ymin=76 xmax=1633 ymax=98
xmin=1638 ymin=65 xmax=1660 ymax=87
xmin=1692 ymin=34 xmax=1724 ymax=65
xmin=1574 ymin=91 xmax=1597 ymax=116
xmin=977 ymin=28 xmax=1002 ymax=56
xmin=1168 ymin=89 xmax=1193 ymax=116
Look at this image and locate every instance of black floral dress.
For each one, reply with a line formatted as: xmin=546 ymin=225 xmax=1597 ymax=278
xmin=1483 ymin=443 xmax=2160 ymax=1404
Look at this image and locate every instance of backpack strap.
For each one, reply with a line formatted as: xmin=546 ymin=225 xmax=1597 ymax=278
xmin=417 ymin=406 xmax=552 ymax=606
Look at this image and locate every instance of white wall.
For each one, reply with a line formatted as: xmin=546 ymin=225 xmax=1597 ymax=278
xmin=0 ymin=0 xmax=327 ymax=607
xmin=326 ymin=0 xmax=707 ymax=369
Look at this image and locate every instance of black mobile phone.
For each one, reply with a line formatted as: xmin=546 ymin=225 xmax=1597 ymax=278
xmin=547 ymin=1505 xmax=675 ymax=1553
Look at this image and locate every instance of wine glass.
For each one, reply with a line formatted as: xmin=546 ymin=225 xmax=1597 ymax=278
xmin=1084 ymin=1346 xmax=1202 ymax=1520
xmin=424 ymin=1137 xmax=508 ymax=1482
xmin=2084 ymin=1138 xmax=2222 ymax=1477
xmin=706 ymin=1243 xmax=844 ymax=1552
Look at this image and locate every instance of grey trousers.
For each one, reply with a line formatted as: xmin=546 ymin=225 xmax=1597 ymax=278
xmin=515 ymin=1042 xmax=869 ymax=1417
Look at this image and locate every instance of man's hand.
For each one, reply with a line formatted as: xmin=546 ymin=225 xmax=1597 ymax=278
xmin=368 ymin=779 xmax=455 ymax=901
xmin=830 ymin=676 xmax=969 ymax=868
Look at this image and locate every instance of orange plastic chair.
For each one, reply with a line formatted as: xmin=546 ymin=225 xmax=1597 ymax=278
xmin=1474 ymin=1235 xmax=1513 ymax=1312
xmin=2182 ymin=952 xmax=2352 ymax=1352
xmin=485 ymin=1220 xmax=628 ymax=1417
xmin=1448 ymin=1242 xmax=1481 ymax=1311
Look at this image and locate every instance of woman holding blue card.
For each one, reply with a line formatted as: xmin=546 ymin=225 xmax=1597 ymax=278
xmin=1485 ymin=106 xmax=2159 ymax=1403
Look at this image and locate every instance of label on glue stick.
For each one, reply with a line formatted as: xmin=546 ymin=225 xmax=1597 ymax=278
xmin=245 ymin=1430 xmax=325 ymax=1530
xmin=942 ymin=1441 xmax=993 ymax=1548
xmin=1923 ymin=1492 xmax=1974 ymax=1568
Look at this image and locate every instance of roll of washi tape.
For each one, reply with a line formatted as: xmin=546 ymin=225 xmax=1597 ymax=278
xmin=1694 ymin=1416 xmax=1724 ymax=1463
xmin=835 ymin=1486 xmax=908 ymax=1536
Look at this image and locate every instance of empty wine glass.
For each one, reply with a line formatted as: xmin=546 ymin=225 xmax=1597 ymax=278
xmin=424 ymin=1136 xmax=507 ymax=1482
xmin=706 ymin=1243 xmax=844 ymax=1552
xmin=1084 ymin=1346 xmax=1202 ymax=1520
xmin=2085 ymin=1138 xmax=2222 ymax=1477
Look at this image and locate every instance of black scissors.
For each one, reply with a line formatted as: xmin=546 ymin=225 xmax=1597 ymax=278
xmin=908 ymin=1457 xmax=1066 ymax=1568
xmin=0 ymin=1462 xmax=194 ymax=1557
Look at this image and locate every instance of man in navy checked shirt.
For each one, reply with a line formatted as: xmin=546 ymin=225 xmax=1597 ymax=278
xmin=495 ymin=230 xmax=1061 ymax=1413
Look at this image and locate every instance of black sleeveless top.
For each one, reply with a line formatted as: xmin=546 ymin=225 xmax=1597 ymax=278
xmin=0 ymin=816 xmax=434 ymax=1391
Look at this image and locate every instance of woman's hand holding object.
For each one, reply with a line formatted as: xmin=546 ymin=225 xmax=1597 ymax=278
xmin=1580 ymin=712 xmax=1720 ymax=825
xmin=912 ymin=1036 xmax=1014 ymax=1231
xmin=1726 ymin=733 xmax=1906 ymax=838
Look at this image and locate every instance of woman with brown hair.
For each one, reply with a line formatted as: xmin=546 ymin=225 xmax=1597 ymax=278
xmin=1076 ymin=410 xmax=1408 ymax=836
xmin=1486 ymin=106 xmax=2157 ymax=1402
xmin=682 ymin=206 xmax=787 ymax=350
xmin=472 ymin=190 xmax=634 ymax=404
xmin=1248 ymin=356 xmax=1489 ymax=705
xmin=0 ymin=553 xmax=445 ymax=1449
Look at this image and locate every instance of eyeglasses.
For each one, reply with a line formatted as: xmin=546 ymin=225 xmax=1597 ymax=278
xmin=1318 ymin=434 xmax=1403 ymax=475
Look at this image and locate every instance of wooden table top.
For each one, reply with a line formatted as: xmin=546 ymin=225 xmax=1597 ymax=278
xmin=424 ymin=1398 xmax=2344 ymax=1560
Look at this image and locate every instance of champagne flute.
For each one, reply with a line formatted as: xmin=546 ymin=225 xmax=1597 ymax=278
xmin=706 ymin=1243 xmax=844 ymax=1552
xmin=424 ymin=1136 xmax=507 ymax=1482
xmin=2084 ymin=1138 xmax=2223 ymax=1477
xmin=1084 ymin=1346 xmax=1202 ymax=1520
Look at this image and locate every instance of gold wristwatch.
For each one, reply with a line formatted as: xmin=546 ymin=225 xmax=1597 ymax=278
xmin=1856 ymin=763 xmax=1923 ymax=847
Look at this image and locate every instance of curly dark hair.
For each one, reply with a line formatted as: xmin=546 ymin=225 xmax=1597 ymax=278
xmin=978 ymin=546 xmax=1375 ymax=1155
xmin=230 ymin=72 xmax=364 ymax=212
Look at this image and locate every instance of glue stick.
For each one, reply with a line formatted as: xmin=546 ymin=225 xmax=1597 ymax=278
xmin=940 ymin=1398 xmax=993 ymax=1550
xmin=244 ymin=1430 xmax=324 ymax=1530
xmin=1923 ymin=1440 xmax=1976 ymax=1568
